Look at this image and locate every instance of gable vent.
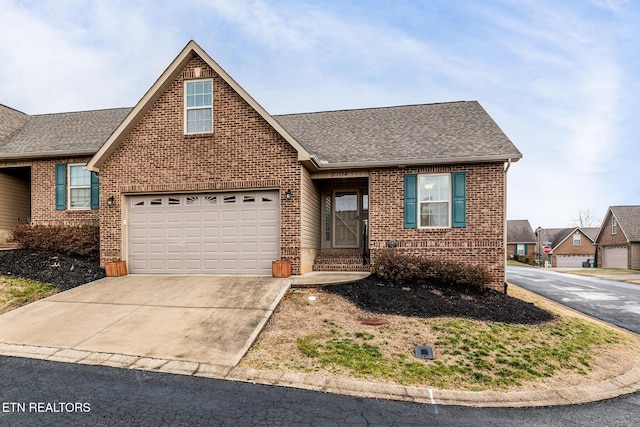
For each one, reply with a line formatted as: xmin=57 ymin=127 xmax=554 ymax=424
xmin=183 ymin=67 xmax=214 ymax=80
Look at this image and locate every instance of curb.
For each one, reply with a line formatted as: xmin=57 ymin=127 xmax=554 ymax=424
xmin=1 ymin=341 xmax=639 ymax=407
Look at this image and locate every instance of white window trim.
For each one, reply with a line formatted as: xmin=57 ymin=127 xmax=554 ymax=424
xmin=573 ymin=232 xmax=581 ymax=245
xmin=184 ymin=78 xmax=213 ymax=135
xmin=516 ymin=244 xmax=526 ymax=255
xmin=67 ymin=163 xmax=91 ymax=210
xmin=612 ymin=218 xmax=617 ymax=235
xmin=417 ymin=173 xmax=451 ymax=228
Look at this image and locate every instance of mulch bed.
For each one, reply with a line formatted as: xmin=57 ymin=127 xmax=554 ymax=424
xmin=0 ymin=249 xmax=105 ymax=291
xmin=324 ymin=275 xmax=555 ymax=325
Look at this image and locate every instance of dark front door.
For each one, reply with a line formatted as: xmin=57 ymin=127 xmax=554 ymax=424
xmin=333 ymin=190 xmax=360 ymax=248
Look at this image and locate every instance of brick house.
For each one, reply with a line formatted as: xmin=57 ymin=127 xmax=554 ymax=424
xmin=0 ymin=41 xmax=521 ymax=288
xmin=536 ymin=227 xmax=598 ymax=268
xmin=506 ymin=219 xmax=536 ymax=264
xmin=595 ymin=206 xmax=640 ymax=269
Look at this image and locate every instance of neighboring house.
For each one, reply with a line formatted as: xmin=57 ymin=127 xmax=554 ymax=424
xmin=0 ymin=105 xmax=131 ymax=242
xmin=595 ymin=206 xmax=640 ymax=270
xmin=0 ymin=41 xmax=522 ymax=289
xmin=506 ymin=219 xmax=536 ymax=264
xmin=536 ymin=227 xmax=598 ymax=268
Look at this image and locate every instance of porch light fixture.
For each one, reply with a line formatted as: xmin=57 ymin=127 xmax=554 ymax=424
xmin=285 ymin=189 xmax=292 ymax=200
xmin=107 ymin=195 xmax=114 ymax=206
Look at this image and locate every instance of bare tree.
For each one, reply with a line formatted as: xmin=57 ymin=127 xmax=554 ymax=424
xmin=572 ymin=208 xmax=600 ymax=227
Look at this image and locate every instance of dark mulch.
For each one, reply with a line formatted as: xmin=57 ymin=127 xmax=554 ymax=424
xmin=324 ymin=275 xmax=556 ymax=325
xmin=0 ymin=249 xmax=105 ymax=291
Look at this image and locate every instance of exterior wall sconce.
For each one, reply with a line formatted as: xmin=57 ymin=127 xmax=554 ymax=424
xmin=107 ymin=195 xmax=115 ymax=206
xmin=285 ymin=189 xmax=292 ymax=200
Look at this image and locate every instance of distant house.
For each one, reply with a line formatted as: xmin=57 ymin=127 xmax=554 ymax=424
xmin=536 ymin=227 xmax=598 ymax=268
xmin=595 ymin=206 xmax=640 ymax=270
xmin=506 ymin=220 xmax=536 ymax=264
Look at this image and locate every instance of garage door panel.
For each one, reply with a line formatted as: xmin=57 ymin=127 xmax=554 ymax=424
xmin=127 ymin=191 xmax=279 ymax=274
xmin=604 ymin=247 xmax=628 ymax=269
xmin=556 ymin=255 xmax=591 ymax=268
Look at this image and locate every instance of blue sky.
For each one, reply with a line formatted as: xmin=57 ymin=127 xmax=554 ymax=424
xmin=1 ymin=0 xmax=638 ymax=229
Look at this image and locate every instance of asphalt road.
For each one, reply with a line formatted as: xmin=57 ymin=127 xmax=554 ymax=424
xmin=1 ymin=356 xmax=639 ymax=426
xmin=506 ymin=266 xmax=640 ymax=335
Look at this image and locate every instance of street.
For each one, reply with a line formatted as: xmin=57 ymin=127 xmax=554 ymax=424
xmin=506 ymin=265 xmax=640 ymax=334
xmin=1 ymin=356 xmax=639 ymax=426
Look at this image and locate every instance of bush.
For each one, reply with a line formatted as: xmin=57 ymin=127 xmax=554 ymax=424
xmin=373 ymin=249 xmax=492 ymax=292
xmin=13 ymin=225 xmax=100 ymax=259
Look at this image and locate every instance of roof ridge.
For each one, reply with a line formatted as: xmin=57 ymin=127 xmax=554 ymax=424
xmin=273 ymin=101 xmax=476 ymax=118
xmin=31 ymin=107 xmax=133 ymax=117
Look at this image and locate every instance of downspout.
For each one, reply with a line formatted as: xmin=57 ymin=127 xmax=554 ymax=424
xmin=503 ymin=159 xmax=512 ymax=294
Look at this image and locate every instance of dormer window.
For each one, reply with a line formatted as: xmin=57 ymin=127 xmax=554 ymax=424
xmin=185 ymin=79 xmax=212 ymax=134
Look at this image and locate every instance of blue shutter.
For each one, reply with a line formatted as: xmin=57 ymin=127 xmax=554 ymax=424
xmin=404 ymin=174 xmax=417 ymax=229
xmin=55 ymin=164 xmax=66 ymax=210
xmin=451 ymin=172 xmax=466 ymax=228
xmin=90 ymin=172 xmax=99 ymax=210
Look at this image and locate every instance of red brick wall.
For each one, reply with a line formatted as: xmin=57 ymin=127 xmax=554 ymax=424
xmin=98 ymin=56 xmax=302 ymax=271
xmin=0 ymin=157 xmax=99 ymax=227
xmin=368 ymin=163 xmax=506 ymax=289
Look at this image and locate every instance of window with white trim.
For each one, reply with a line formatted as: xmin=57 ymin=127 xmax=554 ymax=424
xmin=185 ymin=79 xmax=212 ymax=134
xmin=612 ymin=218 xmax=617 ymax=235
xmin=68 ymin=164 xmax=91 ymax=209
xmin=516 ymin=244 xmax=526 ymax=255
xmin=418 ymin=174 xmax=450 ymax=227
xmin=573 ymin=232 xmax=581 ymax=245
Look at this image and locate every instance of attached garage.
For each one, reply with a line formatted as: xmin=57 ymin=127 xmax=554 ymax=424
xmin=555 ymin=255 xmax=592 ymax=268
xmin=127 ymin=191 xmax=279 ymax=274
xmin=603 ymin=246 xmax=628 ymax=269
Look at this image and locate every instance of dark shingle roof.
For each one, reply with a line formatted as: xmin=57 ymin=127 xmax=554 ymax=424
xmin=581 ymin=227 xmax=600 ymax=242
xmin=610 ymin=206 xmax=640 ymax=242
xmin=275 ymin=101 xmax=521 ymax=165
xmin=0 ymin=108 xmax=131 ymax=159
xmin=507 ymin=220 xmax=536 ymax=243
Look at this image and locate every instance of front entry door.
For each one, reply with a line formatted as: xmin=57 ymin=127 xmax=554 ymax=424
xmin=333 ymin=191 xmax=360 ymax=248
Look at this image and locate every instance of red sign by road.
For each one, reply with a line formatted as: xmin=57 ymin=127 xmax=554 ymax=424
xmin=543 ymin=245 xmax=552 ymax=254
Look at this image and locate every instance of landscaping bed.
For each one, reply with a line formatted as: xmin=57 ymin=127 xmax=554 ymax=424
xmin=0 ymin=249 xmax=105 ymax=291
xmin=324 ymin=275 xmax=554 ymax=324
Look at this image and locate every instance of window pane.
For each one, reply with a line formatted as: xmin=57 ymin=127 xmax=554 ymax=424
xmin=70 ymin=188 xmax=91 ymax=208
xmin=419 ymin=175 xmax=449 ymax=201
xmin=69 ymin=165 xmax=90 ymax=186
xmin=420 ymin=202 xmax=449 ymax=227
xmin=187 ymin=108 xmax=212 ymax=133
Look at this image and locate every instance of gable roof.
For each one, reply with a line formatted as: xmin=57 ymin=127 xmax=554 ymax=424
xmin=597 ymin=206 xmax=640 ymax=242
xmin=0 ymin=108 xmax=131 ymax=160
xmin=275 ymin=102 xmax=522 ymax=167
xmin=507 ymin=220 xmax=536 ymax=243
xmin=0 ymin=104 xmax=30 ymax=140
xmin=87 ymin=40 xmax=313 ymax=171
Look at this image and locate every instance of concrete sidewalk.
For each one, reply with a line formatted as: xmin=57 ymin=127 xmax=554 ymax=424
xmin=0 ymin=275 xmax=290 ymax=367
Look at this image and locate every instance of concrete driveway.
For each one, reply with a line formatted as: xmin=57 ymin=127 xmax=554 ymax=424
xmin=0 ymin=275 xmax=290 ymax=367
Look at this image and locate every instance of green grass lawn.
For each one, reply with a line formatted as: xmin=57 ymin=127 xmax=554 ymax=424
xmin=297 ymin=316 xmax=631 ymax=391
xmin=0 ymin=276 xmax=56 ymax=314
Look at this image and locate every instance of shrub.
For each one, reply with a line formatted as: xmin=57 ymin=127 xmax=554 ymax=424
xmin=373 ymin=249 xmax=492 ymax=292
xmin=13 ymin=225 xmax=100 ymax=259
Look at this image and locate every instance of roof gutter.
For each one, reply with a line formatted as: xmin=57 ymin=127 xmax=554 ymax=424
xmin=504 ymin=158 xmax=512 ymax=294
xmin=312 ymin=153 xmax=522 ymax=170
xmin=0 ymin=150 xmax=98 ymax=161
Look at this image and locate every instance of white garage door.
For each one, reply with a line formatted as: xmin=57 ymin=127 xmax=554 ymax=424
xmin=127 ymin=191 xmax=279 ymax=274
xmin=556 ymin=255 xmax=592 ymax=268
xmin=603 ymin=246 xmax=628 ymax=269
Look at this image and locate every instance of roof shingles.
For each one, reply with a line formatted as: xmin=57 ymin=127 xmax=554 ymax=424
xmin=0 ymin=108 xmax=131 ymax=159
xmin=275 ymin=101 xmax=521 ymax=165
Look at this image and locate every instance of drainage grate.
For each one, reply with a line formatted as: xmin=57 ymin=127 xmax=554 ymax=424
xmin=415 ymin=346 xmax=434 ymax=360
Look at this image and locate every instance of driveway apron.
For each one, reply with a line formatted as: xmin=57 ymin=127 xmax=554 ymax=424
xmin=0 ymin=275 xmax=291 ymax=367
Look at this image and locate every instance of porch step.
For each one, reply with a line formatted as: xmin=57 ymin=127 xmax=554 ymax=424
xmin=312 ymin=250 xmax=371 ymax=272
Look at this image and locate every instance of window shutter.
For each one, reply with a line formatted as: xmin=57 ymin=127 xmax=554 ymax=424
xmin=55 ymin=164 xmax=66 ymax=210
xmin=90 ymin=172 xmax=99 ymax=210
xmin=404 ymin=174 xmax=417 ymax=229
xmin=451 ymin=172 xmax=466 ymax=228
